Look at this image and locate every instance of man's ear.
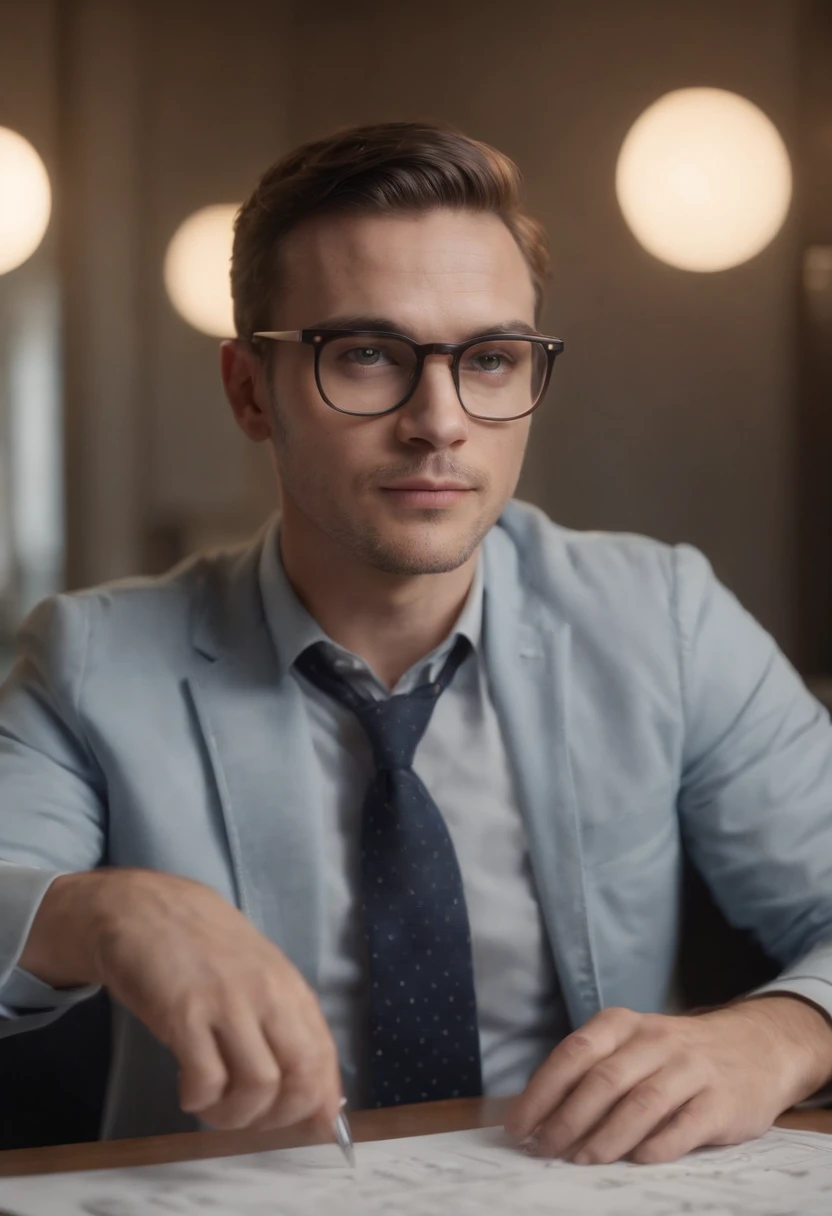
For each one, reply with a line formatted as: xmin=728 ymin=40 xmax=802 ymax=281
xmin=219 ymin=339 xmax=273 ymax=443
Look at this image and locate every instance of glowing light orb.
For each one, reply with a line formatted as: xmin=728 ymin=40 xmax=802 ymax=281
xmin=616 ymin=88 xmax=792 ymax=272
xmin=0 ymin=127 xmax=51 ymax=275
xmin=163 ymin=204 xmax=239 ymax=337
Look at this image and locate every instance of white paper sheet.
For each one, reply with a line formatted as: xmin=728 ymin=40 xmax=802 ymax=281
xmin=1 ymin=1124 xmax=832 ymax=1216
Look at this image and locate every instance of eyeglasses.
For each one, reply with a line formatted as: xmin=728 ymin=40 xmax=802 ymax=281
xmin=251 ymin=328 xmax=565 ymax=421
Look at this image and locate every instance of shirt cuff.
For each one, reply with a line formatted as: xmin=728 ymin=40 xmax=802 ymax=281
xmin=0 ymin=964 xmax=100 ymax=1012
xmin=0 ymin=864 xmax=102 ymax=1016
xmin=749 ymin=975 xmax=832 ymax=1023
xmin=746 ymin=975 xmax=832 ymax=1107
xmin=0 ymin=864 xmax=70 ymax=986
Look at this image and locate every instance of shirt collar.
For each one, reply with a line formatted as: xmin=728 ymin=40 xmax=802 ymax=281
xmin=258 ymin=520 xmax=483 ymax=686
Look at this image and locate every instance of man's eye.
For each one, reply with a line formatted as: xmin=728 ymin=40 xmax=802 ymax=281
xmin=345 ymin=346 xmax=387 ymax=366
xmin=468 ymin=351 xmax=510 ymax=372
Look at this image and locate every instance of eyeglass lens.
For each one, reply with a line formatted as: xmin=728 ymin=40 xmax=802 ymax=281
xmin=317 ymin=335 xmax=548 ymax=418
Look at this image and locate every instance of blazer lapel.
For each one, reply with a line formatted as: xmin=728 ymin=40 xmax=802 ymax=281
xmin=186 ymin=541 xmax=324 ymax=990
xmin=183 ymin=515 xmax=602 ymax=1021
xmin=483 ymin=523 xmax=601 ymax=1028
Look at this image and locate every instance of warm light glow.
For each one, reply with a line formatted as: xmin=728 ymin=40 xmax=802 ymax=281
xmin=163 ymin=204 xmax=239 ymax=337
xmin=616 ymin=88 xmax=792 ymax=272
xmin=804 ymin=245 xmax=832 ymax=294
xmin=0 ymin=127 xmax=51 ymax=275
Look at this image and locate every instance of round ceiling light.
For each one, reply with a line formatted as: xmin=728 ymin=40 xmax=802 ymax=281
xmin=615 ymin=88 xmax=792 ymax=272
xmin=0 ymin=127 xmax=51 ymax=275
xmin=163 ymin=204 xmax=239 ymax=337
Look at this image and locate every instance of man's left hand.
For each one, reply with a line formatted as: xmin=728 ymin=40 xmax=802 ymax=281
xmin=505 ymin=996 xmax=832 ymax=1165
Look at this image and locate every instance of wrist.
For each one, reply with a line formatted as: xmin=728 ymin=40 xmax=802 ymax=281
xmin=20 ymin=868 xmax=126 ymax=988
xmin=718 ymin=995 xmax=832 ymax=1103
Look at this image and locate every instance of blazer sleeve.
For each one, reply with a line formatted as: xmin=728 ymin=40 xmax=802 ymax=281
xmin=674 ymin=544 xmax=832 ymax=1019
xmin=0 ymin=593 xmax=105 ymax=1036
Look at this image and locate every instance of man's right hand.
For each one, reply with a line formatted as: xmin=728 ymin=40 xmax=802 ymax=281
xmin=19 ymin=868 xmax=343 ymax=1132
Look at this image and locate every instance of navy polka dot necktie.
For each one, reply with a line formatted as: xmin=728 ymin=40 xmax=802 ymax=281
xmin=295 ymin=636 xmax=483 ymax=1108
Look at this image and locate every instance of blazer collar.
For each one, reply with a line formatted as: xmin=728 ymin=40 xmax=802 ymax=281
xmin=190 ymin=518 xmax=275 ymax=665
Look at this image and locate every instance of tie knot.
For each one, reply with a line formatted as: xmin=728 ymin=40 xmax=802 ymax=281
xmin=294 ymin=636 xmax=471 ymax=772
xmin=353 ymin=690 xmax=437 ymax=771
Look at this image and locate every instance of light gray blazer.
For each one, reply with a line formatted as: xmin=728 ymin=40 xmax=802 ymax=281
xmin=2 ymin=499 xmax=832 ymax=1140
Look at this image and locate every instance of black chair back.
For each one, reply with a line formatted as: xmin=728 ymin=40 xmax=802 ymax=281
xmin=0 ymin=990 xmax=111 ymax=1150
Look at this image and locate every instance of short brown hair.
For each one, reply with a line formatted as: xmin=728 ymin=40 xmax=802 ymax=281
xmin=231 ymin=121 xmax=550 ymax=338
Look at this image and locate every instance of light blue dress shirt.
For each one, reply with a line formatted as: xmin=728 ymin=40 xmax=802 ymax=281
xmin=258 ymin=534 xmax=570 ymax=1107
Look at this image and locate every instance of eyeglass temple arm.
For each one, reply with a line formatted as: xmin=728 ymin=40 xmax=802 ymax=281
xmin=251 ymin=331 xmax=303 ymax=342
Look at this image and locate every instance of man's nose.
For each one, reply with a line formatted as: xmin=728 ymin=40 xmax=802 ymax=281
xmin=393 ymin=354 xmax=469 ymax=448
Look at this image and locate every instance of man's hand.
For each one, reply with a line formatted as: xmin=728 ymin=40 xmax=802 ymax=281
xmin=505 ymin=997 xmax=832 ymax=1165
xmin=21 ymin=869 xmax=343 ymax=1133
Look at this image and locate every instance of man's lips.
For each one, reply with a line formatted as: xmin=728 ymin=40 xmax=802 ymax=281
xmin=380 ymin=481 xmax=474 ymax=507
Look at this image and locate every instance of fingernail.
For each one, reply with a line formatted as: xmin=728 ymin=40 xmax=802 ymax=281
xmin=339 ymin=1097 xmax=348 ymax=1110
xmin=519 ymin=1132 xmax=539 ymax=1155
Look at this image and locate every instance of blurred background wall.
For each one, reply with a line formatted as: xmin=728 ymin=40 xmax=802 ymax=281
xmin=0 ymin=0 xmax=830 ymax=680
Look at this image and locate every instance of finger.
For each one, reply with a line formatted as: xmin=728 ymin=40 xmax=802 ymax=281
xmin=506 ymin=1008 xmax=640 ymax=1141
xmin=631 ymin=1092 xmax=722 ymax=1165
xmin=535 ymin=1038 xmax=684 ymax=1159
xmin=248 ymin=1093 xmax=338 ymax=1138
xmin=257 ymin=1006 xmax=342 ymax=1129
xmin=569 ymin=1064 xmax=703 ymax=1165
xmin=174 ymin=1020 xmax=229 ymax=1115
xmin=197 ymin=1015 xmax=281 ymax=1130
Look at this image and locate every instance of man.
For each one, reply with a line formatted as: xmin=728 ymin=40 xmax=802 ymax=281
xmin=2 ymin=121 xmax=832 ymax=1167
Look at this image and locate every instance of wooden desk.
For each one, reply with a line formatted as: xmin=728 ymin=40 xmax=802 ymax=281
xmin=0 ymin=1098 xmax=831 ymax=1179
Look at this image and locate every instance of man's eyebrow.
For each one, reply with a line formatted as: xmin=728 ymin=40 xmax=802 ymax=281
xmin=310 ymin=315 xmax=541 ymax=340
xmin=477 ymin=320 xmax=539 ymax=338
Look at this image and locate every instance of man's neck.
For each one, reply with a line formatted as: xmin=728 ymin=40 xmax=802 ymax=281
xmin=278 ymin=518 xmax=479 ymax=690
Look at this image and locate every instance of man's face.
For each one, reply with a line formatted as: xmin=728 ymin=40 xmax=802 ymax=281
xmin=258 ymin=208 xmax=538 ymax=576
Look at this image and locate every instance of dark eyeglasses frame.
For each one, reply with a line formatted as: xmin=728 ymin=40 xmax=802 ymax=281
xmin=251 ymin=328 xmax=565 ymax=420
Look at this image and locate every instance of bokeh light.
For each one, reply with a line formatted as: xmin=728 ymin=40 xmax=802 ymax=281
xmin=0 ymin=127 xmax=51 ymax=275
xmin=163 ymin=204 xmax=239 ymax=337
xmin=616 ymin=88 xmax=792 ymax=272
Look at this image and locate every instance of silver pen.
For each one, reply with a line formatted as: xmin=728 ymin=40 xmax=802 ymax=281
xmin=333 ymin=1104 xmax=356 ymax=1168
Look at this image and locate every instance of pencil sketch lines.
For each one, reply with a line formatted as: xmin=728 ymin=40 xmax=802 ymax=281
xmin=1 ymin=1125 xmax=832 ymax=1215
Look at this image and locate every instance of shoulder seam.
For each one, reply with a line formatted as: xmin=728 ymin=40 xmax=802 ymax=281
xmin=670 ymin=545 xmax=689 ymax=735
xmin=74 ymin=594 xmax=92 ymax=727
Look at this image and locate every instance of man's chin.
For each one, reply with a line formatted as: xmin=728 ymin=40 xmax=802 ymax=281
xmin=361 ymin=544 xmax=475 ymax=577
xmin=355 ymin=523 xmax=484 ymax=577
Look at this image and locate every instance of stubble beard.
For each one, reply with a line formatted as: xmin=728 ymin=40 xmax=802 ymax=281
xmin=324 ymin=500 xmax=496 ymax=575
xmin=281 ymin=458 xmax=497 ymax=574
xmin=269 ymin=389 xmax=505 ymax=576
